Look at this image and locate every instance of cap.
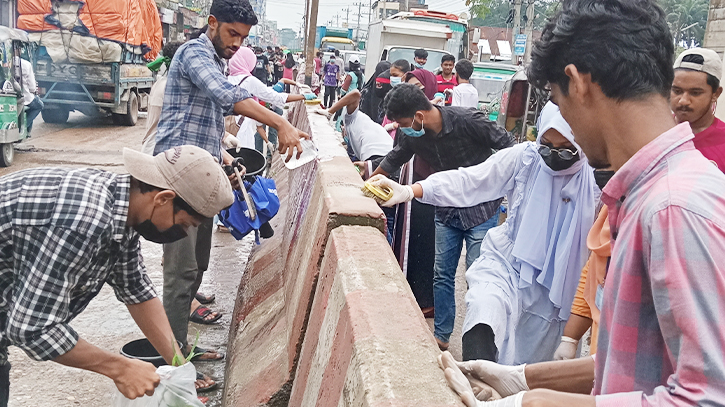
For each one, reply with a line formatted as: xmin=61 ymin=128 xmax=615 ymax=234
xmin=123 ymin=146 xmax=234 ymax=218
xmin=348 ymin=55 xmax=360 ymax=64
xmin=674 ymin=48 xmax=722 ymax=81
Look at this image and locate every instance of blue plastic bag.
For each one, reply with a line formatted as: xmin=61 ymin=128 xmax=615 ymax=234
xmin=219 ymin=176 xmax=280 ymax=242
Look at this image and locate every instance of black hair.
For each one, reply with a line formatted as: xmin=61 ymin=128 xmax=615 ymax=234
xmin=316 ymin=51 xmax=323 ymax=57
xmin=414 ymin=48 xmax=428 ymax=59
xmin=383 ymin=83 xmax=433 ymax=121
xmin=267 ymin=46 xmax=272 ymax=50
xmin=134 ymin=179 xmax=204 ymax=219
xmin=677 ymin=54 xmax=721 ymax=93
xmin=254 ymin=46 xmax=263 ymax=54
xmin=284 ymin=53 xmax=295 ymax=68
xmin=455 ymin=59 xmax=473 ymax=80
xmin=528 ymin=0 xmax=674 ymax=101
xmin=391 ymin=59 xmax=411 ymax=74
xmin=210 ymin=0 xmax=258 ymax=25
xmin=189 ymin=25 xmax=207 ymax=40
xmin=441 ymin=54 xmax=456 ymax=64
xmin=334 ymin=49 xmax=340 ymax=56
xmin=162 ymin=41 xmax=183 ymax=61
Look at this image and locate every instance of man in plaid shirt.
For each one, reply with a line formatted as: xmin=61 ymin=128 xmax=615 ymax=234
xmin=435 ymin=1 xmax=725 ymax=406
xmin=0 ymin=145 xmax=233 ymax=406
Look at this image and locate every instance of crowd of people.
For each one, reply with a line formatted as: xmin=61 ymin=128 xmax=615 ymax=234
xmin=1 ymin=0 xmax=725 ymax=406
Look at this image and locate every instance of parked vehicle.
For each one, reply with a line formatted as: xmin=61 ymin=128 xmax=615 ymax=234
xmin=471 ymin=62 xmax=544 ymax=142
xmin=389 ymin=9 xmax=469 ymax=60
xmin=0 ymin=27 xmax=30 ymax=167
xmin=315 ymin=26 xmax=355 ymax=51
xmin=366 ymin=18 xmax=452 ymax=71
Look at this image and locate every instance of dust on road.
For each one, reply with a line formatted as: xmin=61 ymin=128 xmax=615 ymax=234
xmin=4 ymin=113 xmax=253 ymax=407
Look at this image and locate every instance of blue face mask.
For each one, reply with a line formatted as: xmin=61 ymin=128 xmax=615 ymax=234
xmin=400 ymin=118 xmax=425 ymax=137
xmin=414 ymin=62 xmax=425 ymax=69
xmin=390 ymin=76 xmax=402 ymax=87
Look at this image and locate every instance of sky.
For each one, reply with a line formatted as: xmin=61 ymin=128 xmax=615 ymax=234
xmin=267 ymin=0 xmax=469 ymax=33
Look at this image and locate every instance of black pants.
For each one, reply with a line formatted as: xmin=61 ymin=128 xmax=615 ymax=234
xmin=462 ymin=323 xmax=498 ymax=362
xmin=324 ymin=85 xmax=337 ymax=108
xmin=0 ymin=362 xmax=10 ymax=407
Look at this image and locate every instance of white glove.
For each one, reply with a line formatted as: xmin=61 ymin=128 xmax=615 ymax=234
xmin=456 ymin=359 xmax=529 ymax=398
xmin=367 ymin=174 xmax=414 ymax=207
xmin=553 ymin=336 xmax=579 ymax=360
xmin=439 ymin=352 xmax=524 ymax=407
xmin=266 ymin=141 xmax=275 ymax=155
xmin=223 ymin=133 xmax=241 ymax=150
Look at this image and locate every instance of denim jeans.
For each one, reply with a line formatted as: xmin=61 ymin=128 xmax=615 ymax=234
xmin=433 ymin=213 xmax=499 ymax=343
xmin=25 ymin=96 xmax=43 ymax=134
xmin=255 ymin=106 xmax=282 ymax=154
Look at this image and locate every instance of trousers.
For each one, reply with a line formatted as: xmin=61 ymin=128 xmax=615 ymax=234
xmin=162 ymin=218 xmax=213 ymax=347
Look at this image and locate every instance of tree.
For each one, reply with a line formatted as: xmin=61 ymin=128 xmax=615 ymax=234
xmin=468 ymin=0 xmax=559 ymax=29
xmin=660 ymin=0 xmax=708 ymax=47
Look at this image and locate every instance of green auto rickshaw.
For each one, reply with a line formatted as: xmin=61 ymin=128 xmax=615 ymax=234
xmin=0 ymin=26 xmax=31 ymax=167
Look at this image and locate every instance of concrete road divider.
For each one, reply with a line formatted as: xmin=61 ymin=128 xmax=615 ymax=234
xmin=223 ymin=97 xmax=464 ymax=407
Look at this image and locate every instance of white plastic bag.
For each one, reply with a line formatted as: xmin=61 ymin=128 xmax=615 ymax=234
xmin=114 ymin=363 xmax=204 ymax=407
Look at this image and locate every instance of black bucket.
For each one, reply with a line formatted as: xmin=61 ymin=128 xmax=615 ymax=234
xmin=226 ymin=147 xmax=266 ymax=176
xmin=120 ymin=338 xmax=166 ymax=367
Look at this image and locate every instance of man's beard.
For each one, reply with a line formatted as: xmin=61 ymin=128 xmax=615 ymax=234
xmin=211 ymin=31 xmax=232 ymax=59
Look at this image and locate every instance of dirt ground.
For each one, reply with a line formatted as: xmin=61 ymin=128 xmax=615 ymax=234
xmin=2 ymin=113 xmax=253 ymax=407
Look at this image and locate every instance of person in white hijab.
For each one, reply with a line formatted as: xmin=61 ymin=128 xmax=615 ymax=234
xmin=369 ymin=102 xmax=598 ymax=364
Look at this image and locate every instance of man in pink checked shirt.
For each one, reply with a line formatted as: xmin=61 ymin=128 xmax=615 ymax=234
xmin=434 ymin=0 xmax=725 ymax=406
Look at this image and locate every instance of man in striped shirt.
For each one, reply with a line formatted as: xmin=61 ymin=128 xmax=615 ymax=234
xmin=437 ymin=0 xmax=725 ymax=406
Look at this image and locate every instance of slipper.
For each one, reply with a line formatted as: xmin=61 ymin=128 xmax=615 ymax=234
xmin=197 ymin=396 xmax=209 ymax=404
xmin=195 ymin=371 xmax=219 ymax=393
xmin=190 ymin=305 xmax=222 ymax=325
xmin=189 ymin=346 xmax=225 ymax=362
xmin=195 ymin=292 xmax=216 ymax=305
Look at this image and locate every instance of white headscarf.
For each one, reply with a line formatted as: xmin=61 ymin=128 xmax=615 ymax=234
xmin=511 ymin=102 xmax=597 ymax=319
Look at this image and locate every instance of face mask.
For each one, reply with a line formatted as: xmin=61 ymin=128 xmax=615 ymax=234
xmin=134 ymin=205 xmax=188 ymax=244
xmin=414 ymin=62 xmax=425 ymax=69
xmin=374 ymin=84 xmax=391 ymax=99
xmin=593 ymin=170 xmax=615 ymax=191
xmin=538 ymin=143 xmax=581 ymax=171
xmin=390 ymin=76 xmax=402 ymax=87
xmin=400 ymin=117 xmax=425 ymax=138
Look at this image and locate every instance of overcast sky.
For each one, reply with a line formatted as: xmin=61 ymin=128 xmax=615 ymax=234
xmin=267 ymin=0 xmax=469 ymax=33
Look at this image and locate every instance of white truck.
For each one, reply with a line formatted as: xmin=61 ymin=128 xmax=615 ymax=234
xmin=365 ymin=19 xmax=453 ymax=72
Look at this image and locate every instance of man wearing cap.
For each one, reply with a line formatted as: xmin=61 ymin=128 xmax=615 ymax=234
xmin=671 ymin=47 xmax=725 ymax=171
xmin=0 ymin=145 xmax=233 ymax=406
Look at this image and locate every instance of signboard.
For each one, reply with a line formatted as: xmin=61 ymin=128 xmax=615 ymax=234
xmin=514 ymin=34 xmax=526 ymax=56
xmin=160 ymin=8 xmax=175 ymax=25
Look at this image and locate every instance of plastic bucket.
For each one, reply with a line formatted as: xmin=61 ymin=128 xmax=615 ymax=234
xmin=226 ymin=147 xmax=267 ymax=176
xmin=120 ymin=338 xmax=166 ymax=367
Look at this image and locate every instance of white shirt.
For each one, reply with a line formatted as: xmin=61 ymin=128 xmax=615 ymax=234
xmin=342 ymin=106 xmax=393 ymax=161
xmin=228 ymin=74 xmax=288 ymax=109
xmin=452 ymin=83 xmax=479 ymax=109
xmin=142 ymin=75 xmax=167 ymax=155
xmin=15 ymin=57 xmax=36 ymax=106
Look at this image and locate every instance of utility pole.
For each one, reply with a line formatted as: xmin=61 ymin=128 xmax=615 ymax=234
xmin=511 ymin=0 xmax=522 ymax=65
xmin=304 ymin=0 xmax=320 ymax=86
xmin=344 ymin=7 xmax=350 ymax=27
xmin=369 ymin=0 xmax=372 ymax=23
xmin=356 ymin=2 xmax=362 ymax=40
xmin=523 ymin=0 xmax=535 ymax=64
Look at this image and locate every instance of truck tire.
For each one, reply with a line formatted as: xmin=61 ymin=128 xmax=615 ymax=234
xmin=113 ymin=91 xmax=138 ymax=126
xmin=41 ymin=108 xmax=69 ymax=124
xmin=0 ymin=143 xmax=13 ymax=167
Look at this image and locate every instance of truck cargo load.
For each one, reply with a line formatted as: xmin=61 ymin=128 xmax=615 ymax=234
xmin=17 ymin=0 xmax=162 ymax=64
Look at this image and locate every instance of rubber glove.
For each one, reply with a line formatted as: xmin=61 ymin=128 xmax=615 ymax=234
xmin=367 ymin=174 xmax=414 ymax=207
xmin=439 ymin=352 xmax=524 ymax=407
xmin=303 ymin=93 xmax=317 ymax=100
xmin=267 ymin=141 xmax=275 ymax=155
xmin=272 ymin=81 xmax=285 ymax=93
xmin=223 ymin=133 xmax=241 ymax=150
xmin=553 ymin=336 xmax=579 ymax=360
xmin=456 ymin=359 xmax=529 ymax=398
xmin=434 ymin=92 xmax=446 ymax=100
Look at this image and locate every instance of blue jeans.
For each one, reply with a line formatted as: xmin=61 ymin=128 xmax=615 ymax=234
xmin=434 ymin=213 xmax=499 ymax=343
xmin=255 ymin=106 xmax=282 ymax=153
xmin=25 ymin=96 xmax=43 ymax=134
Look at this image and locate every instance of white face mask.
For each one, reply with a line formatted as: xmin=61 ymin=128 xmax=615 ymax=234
xmin=390 ymin=76 xmax=402 ymax=87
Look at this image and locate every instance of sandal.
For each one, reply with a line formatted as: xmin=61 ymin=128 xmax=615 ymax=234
xmin=195 ymin=292 xmax=216 ymax=305
xmin=189 ymin=346 xmax=225 ymax=362
xmin=195 ymin=371 xmax=219 ymax=393
xmin=190 ymin=305 xmax=222 ymax=325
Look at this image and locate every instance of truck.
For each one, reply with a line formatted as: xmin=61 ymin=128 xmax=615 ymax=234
xmin=315 ymin=26 xmax=356 ymax=51
xmin=365 ymin=18 xmax=453 ymax=72
xmin=17 ymin=0 xmax=161 ymax=125
xmin=389 ymin=9 xmax=469 ymax=60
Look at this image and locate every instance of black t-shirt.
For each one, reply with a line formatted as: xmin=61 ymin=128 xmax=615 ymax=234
xmin=253 ymin=54 xmax=269 ymax=84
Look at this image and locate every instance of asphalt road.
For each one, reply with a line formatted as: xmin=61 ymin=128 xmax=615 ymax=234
xmin=3 ymin=113 xmax=253 ymax=407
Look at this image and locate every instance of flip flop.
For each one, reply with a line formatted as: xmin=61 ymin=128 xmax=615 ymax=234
xmin=190 ymin=305 xmax=222 ymax=325
xmin=194 ymin=292 xmax=216 ymax=305
xmin=190 ymin=347 xmax=225 ymax=362
xmin=195 ymin=371 xmax=219 ymax=393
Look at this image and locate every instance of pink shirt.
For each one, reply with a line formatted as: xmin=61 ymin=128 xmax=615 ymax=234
xmin=594 ymin=123 xmax=725 ymax=406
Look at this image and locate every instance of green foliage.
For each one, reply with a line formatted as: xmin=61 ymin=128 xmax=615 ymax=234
xmin=660 ymin=0 xmax=709 ymax=47
xmin=468 ymin=0 xmax=560 ymax=30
